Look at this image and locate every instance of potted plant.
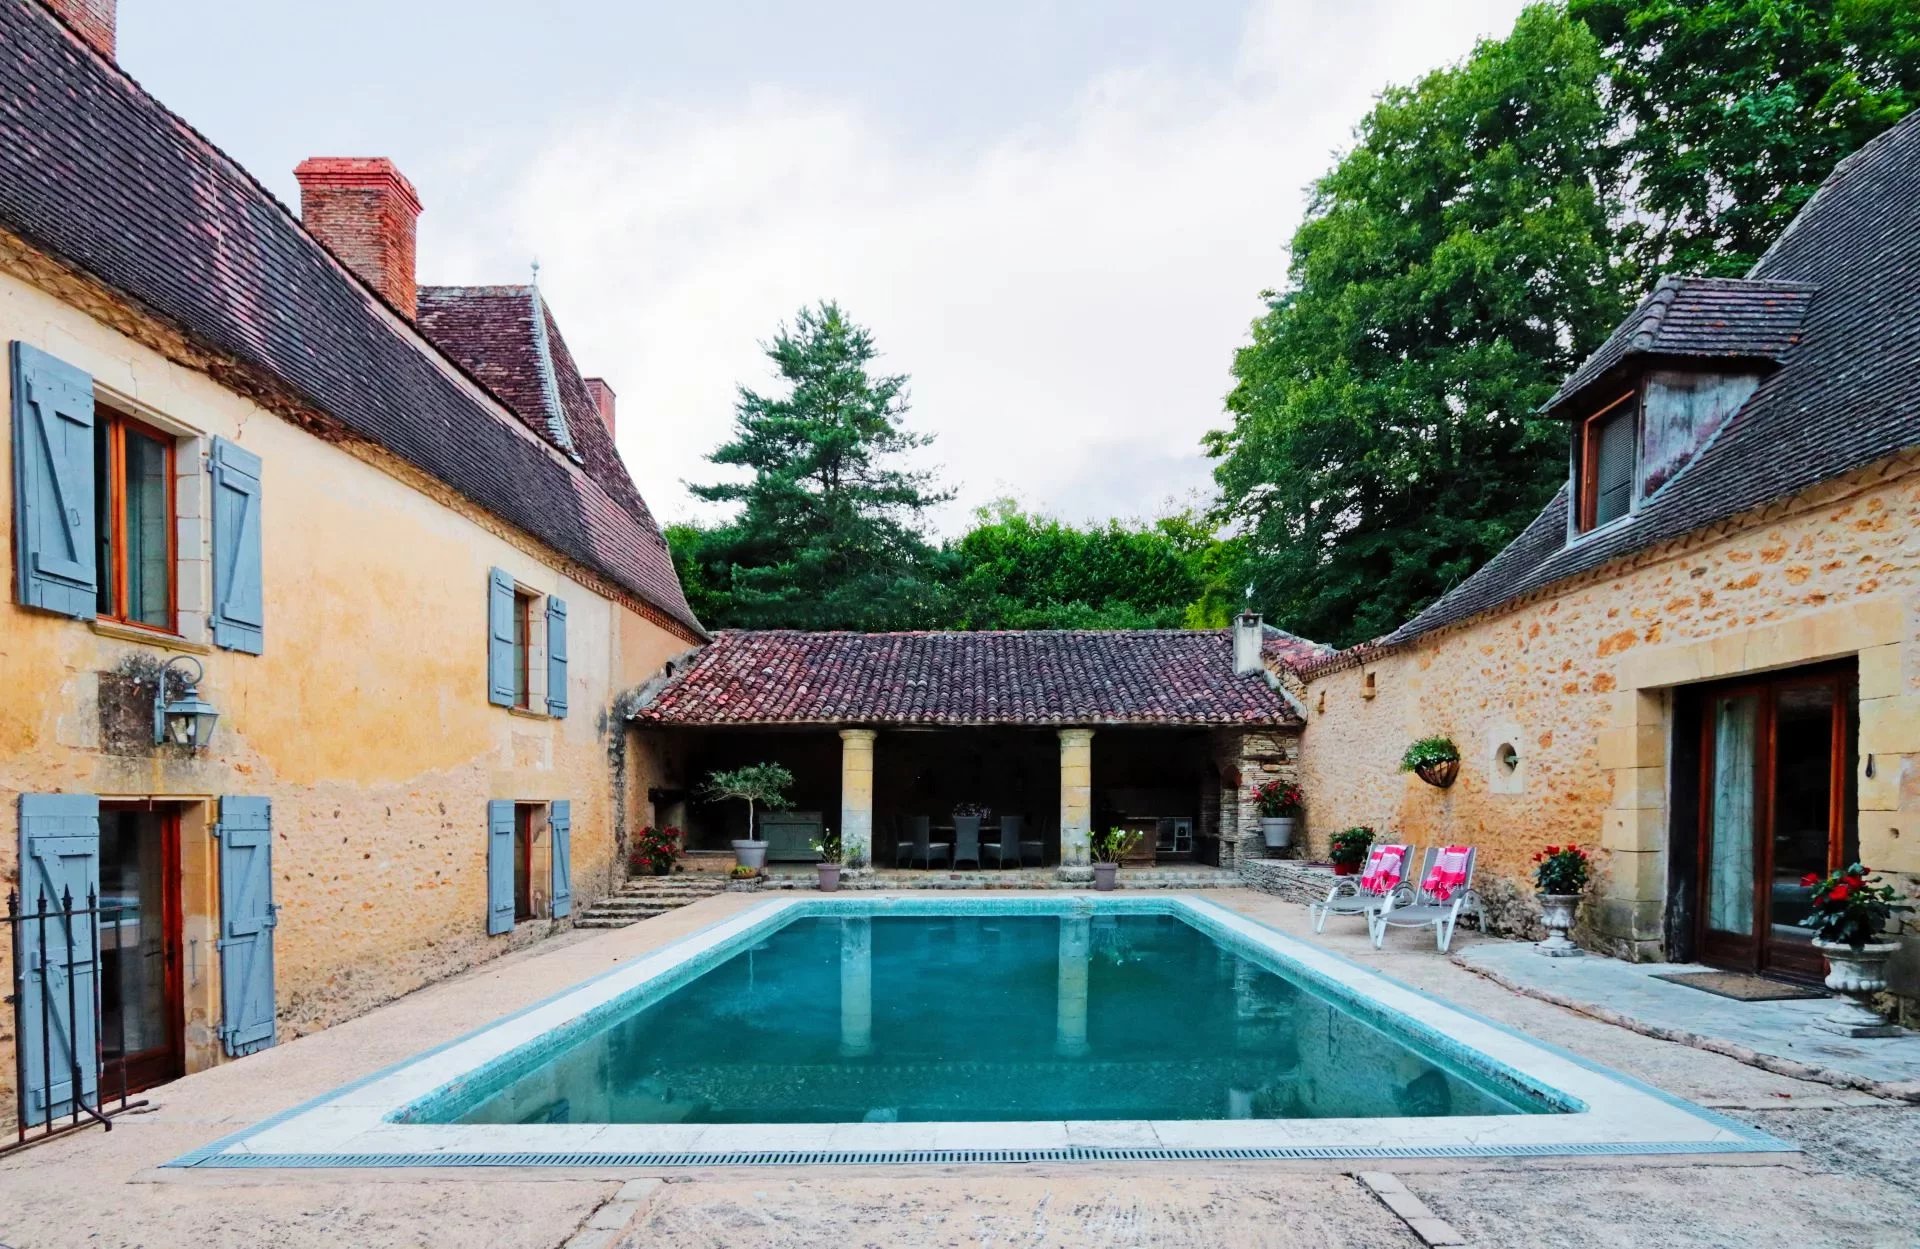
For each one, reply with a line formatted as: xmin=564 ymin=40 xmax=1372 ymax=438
xmin=1251 ymin=780 xmax=1303 ymax=852
xmin=1800 ymin=863 xmax=1913 ymax=1037
xmin=628 ymin=825 xmax=682 ymax=877
xmin=1329 ymin=826 xmax=1375 ymax=876
xmin=813 ymin=828 xmax=843 ymax=892
xmin=1091 ymin=826 xmax=1143 ymax=891
xmin=701 ymin=763 xmax=795 ymax=871
xmin=726 ymin=863 xmax=764 ymax=891
xmin=1399 ymin=735 xmax=1461 ymax=788
xmin=1531 ymin=844 xmax=1592 ymax=957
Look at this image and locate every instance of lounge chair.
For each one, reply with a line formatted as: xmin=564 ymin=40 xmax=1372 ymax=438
xmin=1309 ymin=842 xmax=1412 ymax=935
xmin=1372 ymin=845 xmax=1482 ymax=952
xmin=895 ymin=815 xmax=951 ymax=869
xmin=953 ymin=815 xmax=983 ymax=869
xmin=986 ymin=814 xmax=1032 ymax=868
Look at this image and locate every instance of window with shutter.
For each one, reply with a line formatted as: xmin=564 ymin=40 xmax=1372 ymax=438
xmin=10 ymin=343 xmax=98 ymax=618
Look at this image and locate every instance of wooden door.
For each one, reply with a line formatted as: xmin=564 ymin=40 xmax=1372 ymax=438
xmin=1695 ymin=663 xmax=1856 ymax=980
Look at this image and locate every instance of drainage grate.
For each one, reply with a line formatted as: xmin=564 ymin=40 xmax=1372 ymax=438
xmin=186 ymin=1138 xmax=1784 ymax=1170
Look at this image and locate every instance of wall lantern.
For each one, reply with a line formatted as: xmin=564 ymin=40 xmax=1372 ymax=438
xmin=154 ymin=655 xmax=219 ymax=750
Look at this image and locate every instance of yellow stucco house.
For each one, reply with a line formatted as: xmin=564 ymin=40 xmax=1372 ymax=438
xmin=0 ymin=1 xmax=703 ymax=1125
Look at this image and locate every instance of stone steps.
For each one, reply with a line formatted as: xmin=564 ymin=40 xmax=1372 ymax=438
xmin=571 ymin=873 xmax=728 ymax=930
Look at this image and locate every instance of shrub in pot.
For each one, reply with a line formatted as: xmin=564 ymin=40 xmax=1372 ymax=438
xmin=628 ymin=825 xmax=682 ymax=877
xmin=1531 ymin=844 xmax=1592 ymax=957
xmin=813 ymin=828 xmax=844 ymax=892
xmin=1329 ymin=826 xmax=1374 ymax=876
xmin=1091 ymin=826 xmax=1143 ymax=891
xmin=702 ymin=762 xmax=794 ymax=871
xmin=1399 ymin=736 xmax=1461 ymax=788
xmin=1800 ymin=863 xmax=1913 ymax=1036
xmin=1251 ymin=780 xmax=1303 ymax=853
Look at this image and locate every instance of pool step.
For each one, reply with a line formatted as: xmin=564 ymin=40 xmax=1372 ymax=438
xmin=572 ymin=874 xmax=729 ymax=929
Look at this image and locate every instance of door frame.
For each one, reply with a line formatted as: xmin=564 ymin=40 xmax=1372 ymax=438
xmin=1690 ymin=660 xmax=1856 ymax=980
xmin=98 ymin=801 xmax=186 ymax=1097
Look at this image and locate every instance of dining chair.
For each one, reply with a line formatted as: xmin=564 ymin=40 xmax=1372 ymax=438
xmin=953 ymin=815 xmax=983 ymax=870
xmin=895 ymin=815 xmax=950 ymax=869
xmin=987 ymin=814 xmax=1028 ymax=868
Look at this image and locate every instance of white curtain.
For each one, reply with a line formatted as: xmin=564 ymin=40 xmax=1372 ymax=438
xmin=1706 ymin=694 xmax=1759 ymax=935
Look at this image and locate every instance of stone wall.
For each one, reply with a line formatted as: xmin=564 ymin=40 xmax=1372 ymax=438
xmin=1211 ymin=728 xmax=1304 ymax=869
xmin=1295 ymin=453 xmax=1920 ymax=994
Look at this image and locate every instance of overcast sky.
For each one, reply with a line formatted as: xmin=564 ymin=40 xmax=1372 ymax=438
xmin=120 ymin=0 xmax=1527 ymax=533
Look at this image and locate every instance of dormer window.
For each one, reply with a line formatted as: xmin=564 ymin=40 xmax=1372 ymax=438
xmin=1577 ymin=391 xmax=1637 ymax=533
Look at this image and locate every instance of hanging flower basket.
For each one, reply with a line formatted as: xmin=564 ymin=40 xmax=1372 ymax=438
xmin=1399 ymin=736 xmax=1461 ymax=789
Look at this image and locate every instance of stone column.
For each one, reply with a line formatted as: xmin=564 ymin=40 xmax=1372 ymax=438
xmin=1057 ymin=728 xmax=1095 ymax=883
xmin=838 ymin=728 xmax=876 ymax=871
xmin=1055 ymin=913 xmax=1091 ymax=1057
xmin=839 ymin=915 xmax=873 ymax=1057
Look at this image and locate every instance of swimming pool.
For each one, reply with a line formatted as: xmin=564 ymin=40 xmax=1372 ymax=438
xmin=171 ymin=896 xmax=1789 ymax=1168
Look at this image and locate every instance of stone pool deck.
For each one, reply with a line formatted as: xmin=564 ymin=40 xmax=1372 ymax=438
xmin=1 ymin=889 xmax=1916 ymax=1248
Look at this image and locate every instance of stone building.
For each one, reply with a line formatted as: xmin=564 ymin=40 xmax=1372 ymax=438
xmin=1292 ymin=110 xmax=1920 ymax=1005
xmin=0 ymin=0 xmax=702 ymax=1123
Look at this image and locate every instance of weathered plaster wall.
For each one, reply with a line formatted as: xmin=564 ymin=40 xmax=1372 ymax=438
xmin=1297 ymin=455 xmax=1920 ymax=984
xmin=0 ymin=264 xmax=691 ymax=1115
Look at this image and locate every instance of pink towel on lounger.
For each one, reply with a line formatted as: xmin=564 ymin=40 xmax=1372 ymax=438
xmin=1422 ymin=846 xmax=1471 ymax=901
xmin=1359 ymin=846 xmax=1406 ymax=895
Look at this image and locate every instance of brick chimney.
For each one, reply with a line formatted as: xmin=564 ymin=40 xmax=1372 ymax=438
xmin=584 ymin=378 xmax=617 ymax=437
xmin=293 ymin=158 xmax=423 ymax=320
xmin=46 ymin=0 xmax=116 ymax=58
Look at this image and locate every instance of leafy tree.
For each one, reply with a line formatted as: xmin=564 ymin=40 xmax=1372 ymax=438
xmin=1208 ymin=6 xmax=1631 ymax=647
xmin=685 ymin=302 xmax=950 ymax=630
xmin=939 ymin=500 xmax=1242 ymax=630
xmin=1574 ymin=0 xmax=1920 ymax=277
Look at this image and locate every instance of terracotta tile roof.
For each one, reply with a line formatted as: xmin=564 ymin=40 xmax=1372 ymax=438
xmin=1545 ymin=276 xmax=1818 ymax=413
xmin=1261 ymin=624 xmax=1334 ymax=672
xmin=634 ymin=630 xmax=1305 ymax=727
xmin=0 ymin=3 xmax=701 ymax=637
xmin=1385 ymin=110 xmax=1920 ymax=647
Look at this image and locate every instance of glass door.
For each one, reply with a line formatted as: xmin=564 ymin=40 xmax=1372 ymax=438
xmin=99 ymin=806 xmax=184 ymax=1095
xmin=1695 ymin=665 xmax=1855 ymax=979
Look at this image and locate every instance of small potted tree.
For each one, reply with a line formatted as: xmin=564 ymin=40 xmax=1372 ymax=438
xmin=1531 ymin=844 xmax=1592 ymax=956
xmin=1399 ymin=736 xmax=1461 ymax=788
xmin=1251 ymin=780 xmax=1303 ymax=852
xmin=813 ymin=828 xmax=843 ymax=892
xmin=1329 ymin=826 xmax=1375 ymax=876
xmin=1800 ymin=863 xmax=1913 ymax=1037
xmin=1091 ymin=826 xmax=1143 ymax=891
xmin=702 ymin=763 xmax=794 ymax=872
xmin=628 ymin=825 xmax=682 ymax=877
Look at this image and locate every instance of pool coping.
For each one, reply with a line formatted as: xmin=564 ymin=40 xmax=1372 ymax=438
xmin=167 ymin=895 xmax=1793 ymax=1169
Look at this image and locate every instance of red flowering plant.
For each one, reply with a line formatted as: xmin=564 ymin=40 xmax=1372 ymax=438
xmin=1799 ymin=863 xmax=1912 ymax=949
xmin=628 ymin=825 xmax=683 ymax=876
xmin=1252 ymin=780 xmax=1304 ymax=818
xmin=1531 ymin=845 xmax=1592 ymax=896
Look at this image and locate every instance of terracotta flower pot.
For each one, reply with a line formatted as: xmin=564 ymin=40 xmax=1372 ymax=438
xmin=1332 ymin=861 xmax=1358 ymax=876
xmin=1093 ymin=862 xmax=1119 ymax=891
xmin=1259 ymin=817 xmax=1295 ymax=851
xmin=731 ymin=839 xmax=768 ymax=870
xmin=817 ymin=864 xmax=841 ymax=892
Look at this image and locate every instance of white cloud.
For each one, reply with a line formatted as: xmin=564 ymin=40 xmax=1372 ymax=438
xmin=425 ymin=0 xmax=1528 ymax=534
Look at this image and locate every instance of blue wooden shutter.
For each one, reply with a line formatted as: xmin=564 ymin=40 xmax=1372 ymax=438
xmin=550 ymin=800 xmax=572 ymax=918
xmin=215 ymin=796 xmax=278 ymax=1057
xmin=487 ymin=800 xmax=515 ymax=934
xmin=17 ymin=793 xmax=101 ymax=1126
xmin=487 ymin=569 xmax=515 ymax=706
xmin=10 ymin=343 xmax=97 ymax=619
xmin=211 ymin=438 xmax=265 ymax=654
xmin=546 ymin=596 xmax=569 ymax=718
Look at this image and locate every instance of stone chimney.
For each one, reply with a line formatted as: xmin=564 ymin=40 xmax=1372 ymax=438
xmin=293 ymin=157 xmax=423 ymax=320
xmin=584 ymin=378 xmax=617 ymax=437
xmin=1233 ymin=611 xmax=1266 ymax=676
xmin=46 ymin=0 xmax=115 ymax=58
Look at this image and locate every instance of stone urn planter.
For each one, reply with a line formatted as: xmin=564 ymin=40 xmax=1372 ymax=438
xmin=1535 ymin=894 xmax=1584 ymax=957
xmin=817 ymin=863 xmax=841 ymax=892
xmin=1093 ymin=862 xmax=1119 ymax=891
xmin=731 ymin=839 xmax=768 ymax=871
xmin=1811 ymin=939 xmax=1902 ymax=1037
xmin=1259 ymin=817 xmax=1295 ymax=852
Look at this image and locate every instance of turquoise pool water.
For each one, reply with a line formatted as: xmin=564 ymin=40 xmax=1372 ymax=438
xmin=423 ymin=913 xmax=1557 ymax=1125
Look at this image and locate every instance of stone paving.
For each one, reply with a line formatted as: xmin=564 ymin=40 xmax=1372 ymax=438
xmin=0 ymin=889 xmax=1915 ymax=1248
xmin=1459 ymin=942 xmax=1920 ymax=1099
